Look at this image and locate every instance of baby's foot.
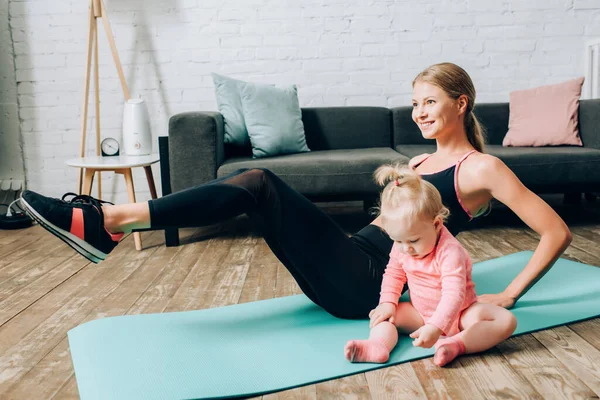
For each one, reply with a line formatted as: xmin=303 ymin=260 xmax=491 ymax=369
xmin=433 ymin=337 xmax=465 ymax=367
xmin=344 ymin=339 xmax=389 ymax=363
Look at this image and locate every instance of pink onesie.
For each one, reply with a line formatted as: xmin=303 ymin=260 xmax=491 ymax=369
xmin=379 ymin=225 xmax=477 ymax=336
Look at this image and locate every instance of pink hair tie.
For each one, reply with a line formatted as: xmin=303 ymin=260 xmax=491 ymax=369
xmin=394 ymin=179 xmax=400 ymax=186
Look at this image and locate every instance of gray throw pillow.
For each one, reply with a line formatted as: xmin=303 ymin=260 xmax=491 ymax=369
xmin=212 ymin=73 xmax=249 ymax=146
xmin=239 ymin=81 xmax=310 ymax=158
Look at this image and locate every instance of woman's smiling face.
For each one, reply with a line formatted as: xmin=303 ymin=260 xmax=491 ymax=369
xmin=411 ymin=81 xmax=464 ymax=140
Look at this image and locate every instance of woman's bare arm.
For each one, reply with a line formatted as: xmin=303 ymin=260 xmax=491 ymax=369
xmin=476 ymin=155 xmax=572 ymax=307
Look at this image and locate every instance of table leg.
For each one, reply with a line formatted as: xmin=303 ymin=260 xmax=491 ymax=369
xmin=123 ymin=168 xmax=142 ymax=251
xmin=82 ymin=168 xmax=95 ymax=195
xmin=97 ymin=171 xmax=102 ymax=200
xmin=144 ymin=166 xmax=158 ymax=199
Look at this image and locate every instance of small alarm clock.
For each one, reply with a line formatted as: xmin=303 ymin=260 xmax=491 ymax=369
xmin=101 ymin=137 xmax=120 ymax=157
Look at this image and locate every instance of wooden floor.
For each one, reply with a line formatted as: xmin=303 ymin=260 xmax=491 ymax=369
xmin=1 ymin=195 xmax=600 ymax=399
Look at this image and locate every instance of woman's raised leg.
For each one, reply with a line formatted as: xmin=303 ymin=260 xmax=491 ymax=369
xmin=21 ymin=168 xmax=387 ymax=318
xmin=148 ymin=168 xmax=386 ymax=318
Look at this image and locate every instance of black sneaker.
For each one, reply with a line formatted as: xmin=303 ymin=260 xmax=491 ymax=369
xmin=20 ymin=191 xmax=124 ymax=263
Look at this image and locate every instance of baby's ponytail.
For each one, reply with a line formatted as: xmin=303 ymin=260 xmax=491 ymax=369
xmin=374 ymin=165 xmax=421 ymax=192
xmin=374 ymin=163 xmax=449 ymax=222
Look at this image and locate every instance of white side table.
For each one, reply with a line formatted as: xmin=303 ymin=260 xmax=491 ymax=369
xmin=65 ymin=154 xmax=160 ymax=251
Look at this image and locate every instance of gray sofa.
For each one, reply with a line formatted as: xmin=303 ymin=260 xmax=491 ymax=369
xmin=159 ymin=99 xmax=600 ymax=246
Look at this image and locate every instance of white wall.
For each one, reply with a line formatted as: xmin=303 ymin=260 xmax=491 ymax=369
xmin=7 ymin=0 xmax=600 ymax=203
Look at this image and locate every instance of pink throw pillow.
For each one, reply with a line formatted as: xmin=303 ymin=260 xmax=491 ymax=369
xmin=502 ymin=77 xmax=584 ymax=147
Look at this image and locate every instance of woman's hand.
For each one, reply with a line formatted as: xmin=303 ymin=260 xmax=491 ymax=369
xmin=368 ymin=303 xmax=397 ymax=328
xmin=410 ymin=324 xmax=442 ymax=348
xmin=477 ymin=292 xmax=516 ymax=309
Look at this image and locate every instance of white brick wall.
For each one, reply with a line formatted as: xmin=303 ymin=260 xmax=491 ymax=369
xmin=7 ymin=0 xmax=600 ymax=204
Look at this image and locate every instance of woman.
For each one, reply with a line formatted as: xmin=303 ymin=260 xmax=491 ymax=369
xmin=20 ymin=63 xmax=571 ymax=318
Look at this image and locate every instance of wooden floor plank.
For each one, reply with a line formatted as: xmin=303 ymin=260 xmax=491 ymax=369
xmin=0 ymin=254 xmax=87 ymax=326
xmin=163 ymin=236 xmax=238 ymax=312
xmin=457 ymin=349 xmax=543 ymax=399
xmin=0 ymin=227 xmax=44 ymax=257
xmin=521 ymin=229 xmax=600 ymax=266
xmin=0 ymin=226 xmax=28 ymax=245
xmin=0 ymin=260 xmax=99 ymax=357
xmin=365 ymin=363 xmax=429 ymax=399
xmin=52 ymin=377 xmax=79 ymax=400
xmin=262 ymin=386 xmax=317 ymax=400
xmin=533 ymin=326 xmax=600 ymax=396
xmin=0 ymin=232 xmax=160 ymax=394
xmin=124 ymin=234 xmax=207 ymax=315
xmin=567 ymin=230 xmax=600 ymax=262
xmin=455 ymin=229 xmax=506 ymax=261
xmin=0 ymin=239 xmax=66 ymax=285
xmin=497 ymin=334 xmax=596 ymax=399
xmin=11 ymin=233 xmax=175 ymax=400
xmin=409 ymin=357 xmax=484 ymax=399
xmin=316 ymin=373 xmax=371 ymax=399
xmin=200 ymin=234 xmax=256 ymax=309
xmin=239 ymin=240 xmax=279 ymax=304
xmin=569 ymin=318 xmax=600 ymax=351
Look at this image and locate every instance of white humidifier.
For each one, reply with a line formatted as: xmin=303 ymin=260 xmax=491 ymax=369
xmin=122 ymin=98 xmax=152 ymax=156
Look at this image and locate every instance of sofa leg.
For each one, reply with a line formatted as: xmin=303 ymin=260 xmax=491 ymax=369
xmin=563 ymin=192 xmax=582 ymax=205
xmin=584 ymin=192 xmax=597 ymax=202
xmin=165 ymin=228 xmax=180 ymax=247
xmin=158 ymin=136 xmax=180 ymax=247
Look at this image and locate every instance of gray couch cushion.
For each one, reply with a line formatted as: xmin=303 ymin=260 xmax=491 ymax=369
xmin=395 ymin=144 xmax=600 ymax=189
xmin=394 ymin=144 xmax=436 ymax=159
xmin=487 ymin=145 xmax=600 ymax=187
xmin=301 ymin=107 xmax=393 ymax=150
xmin=218 ymin=148 xmax=408 ymax=198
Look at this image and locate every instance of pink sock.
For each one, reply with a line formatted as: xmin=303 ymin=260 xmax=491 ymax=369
xmin=344 ymin=339 xmax=390 ymax=363
xmin=433 ymin=336 xmax=465 ymax=367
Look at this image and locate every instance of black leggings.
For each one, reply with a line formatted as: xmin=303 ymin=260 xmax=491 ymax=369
xmin=148 ymin=168 xmax=385 ymax=319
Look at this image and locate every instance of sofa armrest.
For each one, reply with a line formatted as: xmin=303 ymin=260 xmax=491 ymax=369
xmin=168 ymin=111 xmax=225 ymax=193
xmin=579 ymin=99 xmax=600 ymax=150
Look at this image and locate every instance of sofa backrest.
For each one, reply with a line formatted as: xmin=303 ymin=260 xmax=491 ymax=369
xmin=580 ymin=99 xmax=600 ymax=149
xmin=222 ymin=99 xmax=600 ymax=160
xmin=392 ymin=103 xmax=510 ymax=147
xmin=223 ymin=106 xmax=393 ymax=159
xmin=301 ymin=107 xmax=393 ymax=150
xmin=471 ymin=103 xmax=510 ymax=145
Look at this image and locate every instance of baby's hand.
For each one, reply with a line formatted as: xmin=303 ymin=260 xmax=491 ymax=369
xmin=410 ymin=324 xmax=443 ymax=348
xmin=368 ymin=303 xmax=397 ymax=328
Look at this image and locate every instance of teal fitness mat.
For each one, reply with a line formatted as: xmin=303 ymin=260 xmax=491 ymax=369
xmin=68 ymin=251 xmax=600 ymax=400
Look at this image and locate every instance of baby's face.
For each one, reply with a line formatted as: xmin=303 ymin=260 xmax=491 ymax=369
xmin=383 ymin=214 xmax=442 ymax=259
